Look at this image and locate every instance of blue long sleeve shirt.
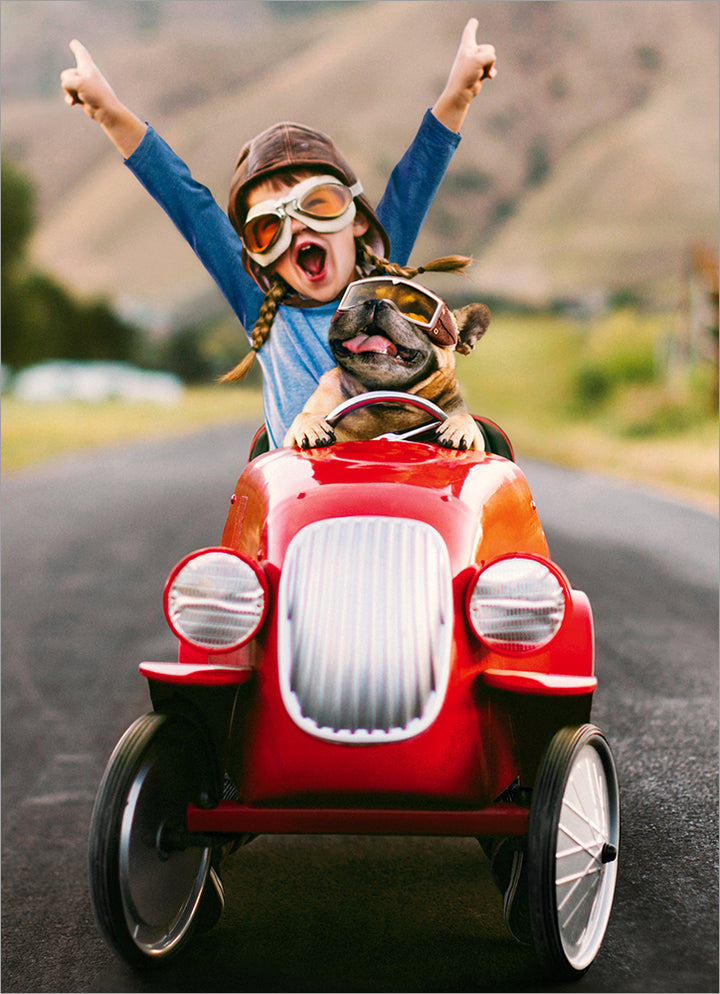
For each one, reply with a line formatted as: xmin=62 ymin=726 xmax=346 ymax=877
xmin=125 ymin=110 xmax=460 ymax=446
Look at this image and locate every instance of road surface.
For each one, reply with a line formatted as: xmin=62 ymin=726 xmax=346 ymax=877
xmin=2 ymin=424 xmax=717 ymax=992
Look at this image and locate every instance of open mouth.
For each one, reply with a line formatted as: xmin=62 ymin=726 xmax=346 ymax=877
xmin=295 ymin=242 xmax=327 ymax=279
xmin=335 ymin=333 xmax=422 ymax=364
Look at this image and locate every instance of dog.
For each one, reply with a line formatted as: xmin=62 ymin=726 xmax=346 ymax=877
xmin=284 ymin=278 xmax=491 ymax=450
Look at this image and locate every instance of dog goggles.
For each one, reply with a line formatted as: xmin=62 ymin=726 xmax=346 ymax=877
xmin=333 ymin=277 xmax=458 ymax=347
xmin=243 ymin=175 xmax=363 ymax=265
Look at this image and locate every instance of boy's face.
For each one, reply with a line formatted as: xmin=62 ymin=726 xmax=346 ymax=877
xmin=245 ymin=177 xmax=369 ymax=303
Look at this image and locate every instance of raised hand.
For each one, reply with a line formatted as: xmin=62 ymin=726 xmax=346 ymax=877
xmin=60 ymin=40 xmax=146 ymax=156
xmin=450 ymin=19 xmax=496 ymax=96
xmin=61 ymin=39 xmax=116 ymax=118
xmin=432 ymin=18 xmax=497 ymax=133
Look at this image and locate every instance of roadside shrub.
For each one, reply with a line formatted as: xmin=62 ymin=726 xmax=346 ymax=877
xmin=572 ymin=309 xmax=659 ymax=412
xmin=575 ymin=364 xmax=612 ymax=411
xmin=619 ymin=390 xmax=704 ymax=437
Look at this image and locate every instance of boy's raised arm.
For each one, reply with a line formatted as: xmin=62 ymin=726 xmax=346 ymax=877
xmin=61 ymin=40 xmax=147 ymax=158
xmin=432 ymin=18 xmax=497 ymax=133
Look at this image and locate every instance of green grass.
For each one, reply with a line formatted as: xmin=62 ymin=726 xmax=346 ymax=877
xmin=456 ymin=309 xmax=718 ymax=507
xmin=3 ymin=310 xmax=718 ymax=509
xmin=1 ymin=385 xmax=264 ymax=472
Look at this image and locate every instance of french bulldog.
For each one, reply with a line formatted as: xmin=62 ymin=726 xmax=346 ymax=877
xmin=284 ymin=281 xmax=491 ymax=449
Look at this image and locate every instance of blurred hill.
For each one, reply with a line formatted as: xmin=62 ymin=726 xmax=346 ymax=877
xmin=1 ymin=0 xmax=718 ymax=330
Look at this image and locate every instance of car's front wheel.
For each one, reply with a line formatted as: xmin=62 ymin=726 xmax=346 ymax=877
xmin=528 ymin=723 xmax=620 ymax=979
xmin=88 ymin=711 xmax=216 ymax=967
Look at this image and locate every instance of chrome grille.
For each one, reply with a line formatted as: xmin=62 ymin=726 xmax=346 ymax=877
xmin=278 ymin=516 xmax=453 ymax=743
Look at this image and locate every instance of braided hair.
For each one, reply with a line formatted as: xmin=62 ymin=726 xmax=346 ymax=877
xmin=356 ymin=241 xmax=473 ymax=281
xmin=219 ymin=239 xmax=473 ymax=382
xmin=218 ymin=274 xmax=288 ymax=383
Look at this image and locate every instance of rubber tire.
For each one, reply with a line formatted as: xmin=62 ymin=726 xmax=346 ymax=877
xmin=88 ymin=712 xmax=214 ymax=967
xmin=528 ymin=724 xmax=620 ymax=980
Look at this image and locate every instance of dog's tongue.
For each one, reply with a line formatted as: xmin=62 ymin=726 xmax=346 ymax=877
xmin=342 ymin=333 xmax=397 ymax=356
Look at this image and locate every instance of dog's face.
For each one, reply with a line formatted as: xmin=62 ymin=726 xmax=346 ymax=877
xmin=329 ymin=296 xmax=439 ymax=390
xmin=284 ymin=284 xmax=491 ymax=449
xmin=329 ymin=285 xmax=492 ymax=391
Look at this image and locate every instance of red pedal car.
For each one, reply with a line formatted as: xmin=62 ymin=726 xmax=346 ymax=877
xmin=88 ymin=392 xmax=620 ymax=980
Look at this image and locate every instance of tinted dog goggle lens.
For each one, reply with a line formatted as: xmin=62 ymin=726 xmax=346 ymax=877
xmin=337 ymin=278 xmax=443 ymax=329
xmin=243 ymin=177 xmax=358 ymax=256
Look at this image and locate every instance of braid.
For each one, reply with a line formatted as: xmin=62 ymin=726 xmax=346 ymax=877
xmin=357 ymin=241 xmax=473 ymax=279
xmin=218 ymin=275 xmax=287 ymax=383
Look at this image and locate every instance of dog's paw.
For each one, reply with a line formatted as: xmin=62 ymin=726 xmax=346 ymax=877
xmin=434 ymin=414 xmax=485 ymax=451
xmin=284 ymin=414 xmax=336 ymax=449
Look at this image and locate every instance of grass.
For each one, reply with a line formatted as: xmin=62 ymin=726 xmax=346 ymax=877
xmin=1 ymin=385 xmax=264 ymax=472
xmin=457 ymin=308 xmax=718 ymax=510
xmin=3 ymin=310 xmax=718 ymax=510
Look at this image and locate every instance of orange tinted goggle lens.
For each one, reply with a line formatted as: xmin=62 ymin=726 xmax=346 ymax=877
xmin=297 ymin=182 xmax=353 ymax=218
xmin=339 ymin=280 xmax=441 ymax=327
xmin=244 ymin=214 xmax=283 ymax=253
xmin=243 ymin=183 xmax=354 ymax=254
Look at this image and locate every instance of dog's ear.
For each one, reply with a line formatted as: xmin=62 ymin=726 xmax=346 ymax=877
xmin=452 ymin=303 xmax=491 ymax=356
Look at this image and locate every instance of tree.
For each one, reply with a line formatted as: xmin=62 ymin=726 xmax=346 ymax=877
xmin=1 ymin=157 xmax=140 ymax=369
xmin=1 ymin=158 xmax=35 ymax=271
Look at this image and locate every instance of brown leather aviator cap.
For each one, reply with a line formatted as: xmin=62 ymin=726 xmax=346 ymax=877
xmin=228 ymin=122 xmax=390 ymax=260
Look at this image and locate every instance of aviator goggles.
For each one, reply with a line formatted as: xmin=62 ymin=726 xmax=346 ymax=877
xmin=242 ymin=175 xmax=363 ymax=265
xmin=333 ymin=277 xmax=458 ymax=347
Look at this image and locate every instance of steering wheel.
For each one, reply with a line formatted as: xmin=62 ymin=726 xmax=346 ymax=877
xmin=325 ymin=390 xmax=449 ymax=442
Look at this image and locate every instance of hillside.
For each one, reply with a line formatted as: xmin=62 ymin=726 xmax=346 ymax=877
xmin=1 ymin=0 xmax=718 ymax=326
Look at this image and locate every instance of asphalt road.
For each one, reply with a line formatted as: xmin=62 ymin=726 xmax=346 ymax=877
xmin=2 ymin=424 xmax=718 ymax=993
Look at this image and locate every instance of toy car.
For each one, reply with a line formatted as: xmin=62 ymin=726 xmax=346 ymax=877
xmin=88 ymin=392 xmax=620 ymax=980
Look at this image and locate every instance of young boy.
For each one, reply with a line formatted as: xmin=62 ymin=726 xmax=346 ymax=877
xmin=61 ymin=19 xmax=497 ymax=448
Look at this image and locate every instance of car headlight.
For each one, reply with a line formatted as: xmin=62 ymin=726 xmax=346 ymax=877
xmin=467 ymin=555 xmax=568 ymax=654
xmin=164 ymin=548 xmax=267 ymax=652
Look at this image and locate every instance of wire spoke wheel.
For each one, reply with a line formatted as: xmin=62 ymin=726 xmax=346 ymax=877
xmin=528 ymin=724 xmax=620 ymax=979
xmin=88 ymin=712 xmax=213 ymax=966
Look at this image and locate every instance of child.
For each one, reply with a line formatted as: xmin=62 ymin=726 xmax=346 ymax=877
xmin=61 ymin=20 xmax=497 ymax=449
